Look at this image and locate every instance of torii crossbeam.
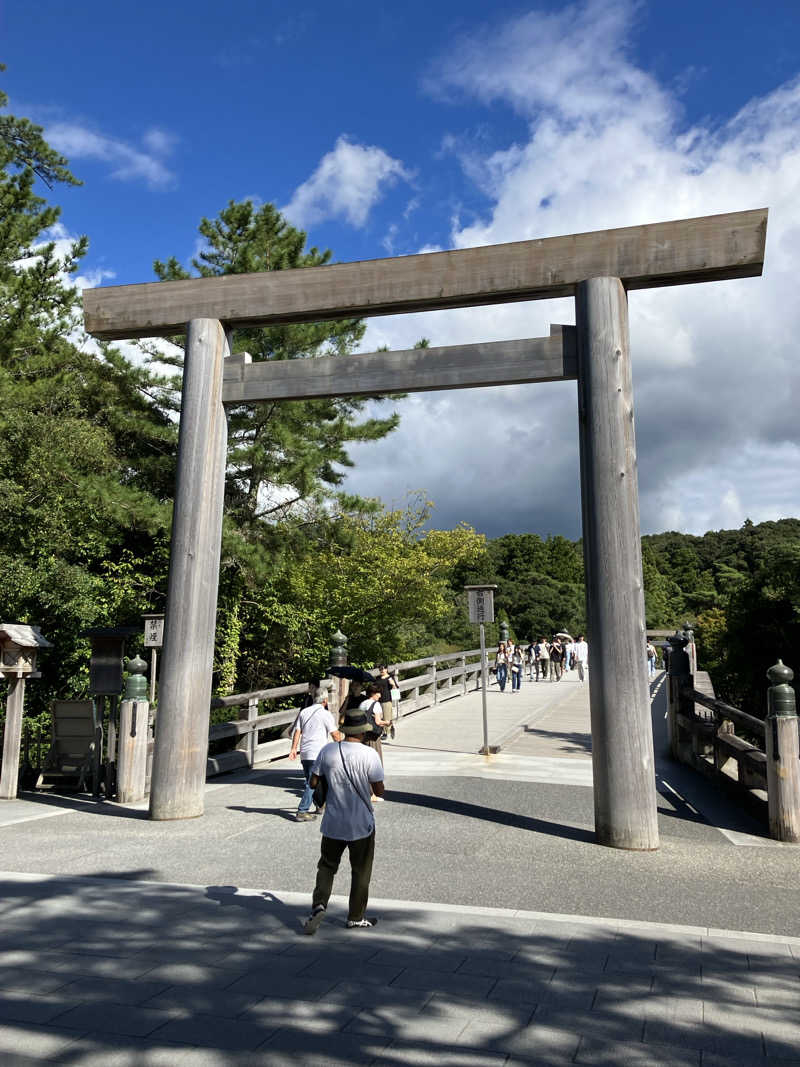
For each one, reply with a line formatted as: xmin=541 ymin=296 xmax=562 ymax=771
xmin=84 ymin=208 xmax=767 ymax=849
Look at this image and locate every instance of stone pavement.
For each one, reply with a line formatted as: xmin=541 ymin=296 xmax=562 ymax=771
xmin=2 ymin=871 xmax=800 ymax=1066
xmin=1 ymin=671 xmax=800 ymax=1064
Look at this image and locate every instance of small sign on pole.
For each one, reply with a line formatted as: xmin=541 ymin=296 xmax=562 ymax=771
xmin=143 ymin=614 xmax=164 ymax=705
xmin=143 ymin=615 xmax=165 ymax=648
xmin=464 ymin=585 xmax=497 ymax=756
xmin=466 ymin=587 xmax=495 ymax=625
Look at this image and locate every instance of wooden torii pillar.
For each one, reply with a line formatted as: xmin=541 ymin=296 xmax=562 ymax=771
xmin=84 ymin=208 xmax=767 ymax=846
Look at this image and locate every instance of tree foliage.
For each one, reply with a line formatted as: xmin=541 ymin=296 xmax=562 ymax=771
xmin=0 ymin=78 xmax=175 ymax=712
xmin=444 ymin=518 xmax=800 ymax=715
xmin=152 ymin=199 xmax=399 ymax=537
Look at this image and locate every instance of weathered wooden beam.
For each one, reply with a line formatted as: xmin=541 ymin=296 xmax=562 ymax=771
xmin=0 ymin=678 xmax=25 ymax=800
xmin=149 ymin=318 xmax=229 ymax=821
xmin=576 ymin=276 xmax=659 ymax=851
xmin=84 ymin=208 xmax=768 ymax=340
xmin=221 ymin=330 xmax=577 ymax=404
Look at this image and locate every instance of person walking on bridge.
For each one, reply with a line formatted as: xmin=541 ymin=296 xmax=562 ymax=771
xmin=550 ymin=638 xmax=564 ymax=681
xmin=376 ymin=665 xmax=400 ymax=740
xmin=289 ymin=690 xmax=342 ymax=822
xmin=302 ymin=708 xmax=385 ymax=934
xmin=510 ymin=644 xmax=523 ymax=692
xmin=534 ymin=638 xmax=548 ymax=681
xmin=494 ymin=642 xmax=508 ymax=692
xmin=647 ymin=640 xmax=657 ymax=678
xmin=573 ymin=635 xmax=588 ymax=682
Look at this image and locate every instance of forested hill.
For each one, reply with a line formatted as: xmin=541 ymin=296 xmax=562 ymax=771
xmin=449 ymin=518 xmax=800 ymax=716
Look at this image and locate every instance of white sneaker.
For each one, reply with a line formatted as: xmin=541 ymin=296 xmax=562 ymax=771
xmin=303 ymin=905 xmax=326 ymax=935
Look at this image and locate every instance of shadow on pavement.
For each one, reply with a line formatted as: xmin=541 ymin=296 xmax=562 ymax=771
xmin=227 ymin=805 xmax=300 ymax=822
xmin=15 ymin=791 xmax=149 ymax=820
xmin=385 ymin=790 xmax=596 ymax=844
xmin=520 ymin=726 xmax=592 ymax=754
xmin=0 ymin=870 xmax=795 ymax=1065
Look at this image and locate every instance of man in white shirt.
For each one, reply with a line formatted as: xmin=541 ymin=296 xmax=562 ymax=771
xmin=574 ymin=635 xmax=589 ymax=682
xmin=303 ymin=708 xmax=385 ymax=933
xmin=289 ymin=690 xmax=341 ymax=822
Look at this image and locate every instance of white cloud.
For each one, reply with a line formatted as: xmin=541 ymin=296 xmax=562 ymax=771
xmin=340 ymin=0 xmax=800 ymax=538
xmin=46 ymin=121 xmax=177 ymax=189
xmin=281 ymin=136 xmax=412 ymax=229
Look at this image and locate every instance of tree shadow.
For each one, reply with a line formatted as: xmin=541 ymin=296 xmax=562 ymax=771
xmin=0 ymin=870 xmax=793 ymax=1065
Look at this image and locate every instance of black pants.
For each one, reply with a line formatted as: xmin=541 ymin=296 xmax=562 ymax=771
xmin=312 ymin=832 xmax=375 ymax=922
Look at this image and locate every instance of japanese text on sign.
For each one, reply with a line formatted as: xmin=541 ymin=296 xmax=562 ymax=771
xmin=143 ymin=616 xmax=164 ymax=648
xmin=467 ymin=589 xmax=495 ymax=624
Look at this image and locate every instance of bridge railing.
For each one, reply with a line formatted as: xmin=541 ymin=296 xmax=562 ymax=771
xmin=205 ymin=647 xmax=483 ymax=777
xmin=666 ymin=641 xmax=799 ymax=842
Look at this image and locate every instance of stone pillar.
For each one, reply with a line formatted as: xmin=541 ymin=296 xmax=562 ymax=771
xmin=575 ymin=277 xmax=659 ymax=851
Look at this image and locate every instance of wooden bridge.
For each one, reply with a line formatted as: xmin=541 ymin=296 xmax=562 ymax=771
xmin=201 ymin=640 xmax=799 ymax=843
xmin=3 ymin=635 xmax=797 ymax=845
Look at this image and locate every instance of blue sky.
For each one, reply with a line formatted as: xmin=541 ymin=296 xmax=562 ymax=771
xmin=3 ymin=0 xmax=800 ymax=538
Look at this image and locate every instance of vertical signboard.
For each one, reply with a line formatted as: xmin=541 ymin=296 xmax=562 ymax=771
xmin=143 ymin=615 xmax=165 ymax=648
xmin=467 ymin=588 xmax=495 ymax=625
xmin=143 ymin=614 xmax=165 ymax=704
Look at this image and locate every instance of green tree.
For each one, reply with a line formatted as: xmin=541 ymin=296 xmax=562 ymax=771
xmin=715 ymin=542 xmax=800 ymax=713
xmin=0 ymin=78 xmax=176 ymax=711
xmin=152 ymin=200 xmax=399 ymax=535
xmin=151 ymin=200 xmax=405 ymax=689
xmin=232 ymin=494 xmax=485 ymax=687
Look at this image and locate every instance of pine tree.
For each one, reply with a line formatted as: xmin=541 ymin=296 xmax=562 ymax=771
xmin=152 ymin=200 xmax=400 ymax=537
xmin=0 ymin=76 xmax=177 ymax=709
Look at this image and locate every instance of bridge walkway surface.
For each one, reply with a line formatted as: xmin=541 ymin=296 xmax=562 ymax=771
xmin=0 ymin=671 xmax=799 ymax=1065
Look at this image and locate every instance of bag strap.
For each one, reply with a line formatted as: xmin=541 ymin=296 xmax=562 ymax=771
xmin=338 ymin=742 xmax=374 ymax=816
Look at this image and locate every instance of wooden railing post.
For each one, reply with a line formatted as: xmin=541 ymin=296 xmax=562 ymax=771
xmin=765 ymin=660 xmax=800 ymax=843
xmin=0 ymin=677 xmax=26 ymax=800
xmin=667 ymin=632 xmax=692 ymax=762
xmin=118 ymin=700 xmax=150 ymax=803
xmin=460 ymin=654 xmax=467 ymax=696
xmin=236 ymin=696 xmax=259 ymax=768
xmin=431 ymin=659 xmax=438 ymax=705
xmin=117 ymin=656 xmax=150 ymax=804
xmin=329 ymin=629 xmax=348 ymax=722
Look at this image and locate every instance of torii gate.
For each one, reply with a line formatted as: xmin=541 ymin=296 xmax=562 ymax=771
xmin=84 ymin=207 xmax=767 ymax=849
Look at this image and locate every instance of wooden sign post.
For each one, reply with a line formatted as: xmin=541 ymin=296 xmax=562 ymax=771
xmin=84 ymin=208 xmax=767 ymax=847
xmin=465 ymin=584 xmax=497 ymax=757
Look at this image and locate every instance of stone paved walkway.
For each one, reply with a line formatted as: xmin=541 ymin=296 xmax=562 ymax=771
xmin=1 ymin=871 xmax=799 ymax=1066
